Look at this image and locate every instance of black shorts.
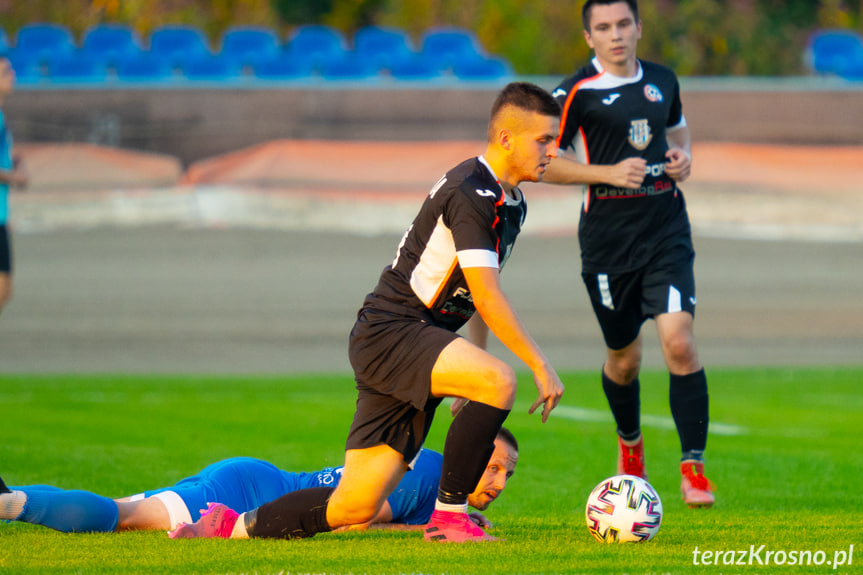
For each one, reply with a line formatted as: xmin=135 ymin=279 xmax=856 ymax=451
xmin=582 ymin=244 xmax=696 ymax=351
xmin=346 ymin=304 xmax=457 ymax=462
xmin=0 ymin=225 xmax=11 ymax=274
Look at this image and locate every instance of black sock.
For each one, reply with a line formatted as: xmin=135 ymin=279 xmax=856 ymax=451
xmin=437 ymin=401 xmax=510 ymax=505
xmin=244 ymin=486 xmax=334 ymax=539
xmin=602 ymin=371 xmax=641 ymax=441
xmin=669 ymin=368 xmax=709 ymax=456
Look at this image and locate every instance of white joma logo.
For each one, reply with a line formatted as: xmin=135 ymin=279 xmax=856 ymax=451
xmin=476 ymin=189 xmax=497 ymax=198
xmin=602 ymin=93 xmax=621 ymax=105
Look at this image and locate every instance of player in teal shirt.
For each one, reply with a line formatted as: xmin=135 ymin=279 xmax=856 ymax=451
xmin=0 ymin=56 xmax=29 ymax=315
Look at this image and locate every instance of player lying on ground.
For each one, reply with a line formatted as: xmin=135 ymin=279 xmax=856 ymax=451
xmin=0 ymin=429 xmax=517 ymax=533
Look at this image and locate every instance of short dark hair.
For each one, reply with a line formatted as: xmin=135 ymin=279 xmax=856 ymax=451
xmin=496 ymin=426 xmax=519 ymax=453
xmin=582 ymin=0 xmax=639 ymax=31
xmin=489 ymin=82 xmax=561 ymax=125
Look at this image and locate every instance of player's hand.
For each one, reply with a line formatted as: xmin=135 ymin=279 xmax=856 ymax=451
xmin=469 ymin=511 xmax=492 ymax=529
xmin=528 ymin=364 xmax=564 ymax=423
xmin=609 ymin=157 xmax=647 ymax=189
xmin=450 ymin=397 xmax=469 ymax=417
xmin=11 ymin=158 xmax=29 ymax=189
xmin=665 ymin=148 xmax=691 ymax=183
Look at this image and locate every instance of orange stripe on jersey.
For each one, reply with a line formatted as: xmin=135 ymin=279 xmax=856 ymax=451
xmin=492 ymin=189 xmax=506 ymax=256
xmin=556 ymin=70 xmax=605 ymax=150
xmin=429 ymin=256 xmax=460 ymax=308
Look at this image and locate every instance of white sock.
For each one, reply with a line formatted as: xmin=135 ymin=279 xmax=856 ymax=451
xmin=620 ymin=433 xmax=642 ymax=447
xmin=0 ymin=490 xmax=27 ymax=520
xmin=434 ymin=500 xmax=468 ymax=514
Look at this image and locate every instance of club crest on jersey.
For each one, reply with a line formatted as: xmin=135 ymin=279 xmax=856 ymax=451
xmin=628 ymin=119 xmax=653 ymax=150
xmin=644 ymin=83 xmax=663 ymax=103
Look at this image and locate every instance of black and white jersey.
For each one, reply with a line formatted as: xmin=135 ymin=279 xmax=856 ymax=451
xmin=554 ymin=57 xmax=692 ymax=273
xmin=364 ymin=156 xmax=526 ymax=333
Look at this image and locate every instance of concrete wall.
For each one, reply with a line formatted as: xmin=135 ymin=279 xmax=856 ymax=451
xmin=6 ymin=79 xmax=862 ymax=165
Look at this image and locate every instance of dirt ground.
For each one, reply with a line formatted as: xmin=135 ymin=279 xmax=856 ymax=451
xmin=0 ymin=227 xmax=860 ymax=374
xmin=1 ymin=140 xmax=860 ymax=374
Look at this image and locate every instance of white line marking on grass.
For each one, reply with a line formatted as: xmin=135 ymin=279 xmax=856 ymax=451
xmin=549 ymin=405 xmax=747 ymax=436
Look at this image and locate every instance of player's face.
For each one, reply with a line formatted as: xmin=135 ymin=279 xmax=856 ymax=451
xmin=467 ymin=438 xmax=518 ymax=511
xmin=584 ymin=1 xmax=642 ymax=73
xmin=510 ymin=111 xmax=559 ymax=184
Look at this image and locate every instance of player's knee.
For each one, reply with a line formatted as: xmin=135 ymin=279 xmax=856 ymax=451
xmin=606 ymin=355 xmax=641 ymax=385
xmin=0 ymin=284 xmax=11 ymax=312
xmin=326 ymin=498 xmax=379 ymax=527
xmin=663 ymin=332 xmax=697 ymax=367
xmin=485 ymin=363 xmax=517 ymax=408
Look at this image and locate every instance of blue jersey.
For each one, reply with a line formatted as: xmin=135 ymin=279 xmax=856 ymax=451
xmin=0 ymin=109 xmax=12 ymax=223
xmin=145 ymin=450 xmax=443 ymax=524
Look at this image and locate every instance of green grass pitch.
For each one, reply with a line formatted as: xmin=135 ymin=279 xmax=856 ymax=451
xmin=1 ymin=368 xmax=859 ymax=574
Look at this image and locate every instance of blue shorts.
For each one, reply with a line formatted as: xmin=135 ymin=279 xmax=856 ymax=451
xmin=131 ymin=457 xmax=342 ymax=526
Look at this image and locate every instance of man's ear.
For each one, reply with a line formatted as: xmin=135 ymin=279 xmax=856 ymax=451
xmin=498 ymin=128 xmax=513 ymax=151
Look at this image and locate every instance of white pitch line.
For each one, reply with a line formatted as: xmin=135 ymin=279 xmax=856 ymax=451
xmin=546 ymin=404 xmax=747 ymax=436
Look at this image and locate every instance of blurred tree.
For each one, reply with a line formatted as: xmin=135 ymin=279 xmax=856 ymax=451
xmin=325 ymin=0 xmax=388 ymax=30
xmin=271 ymin=0 xmax=333 ymax=25
xmin=0 ymin=0 xmax=858 ymax=74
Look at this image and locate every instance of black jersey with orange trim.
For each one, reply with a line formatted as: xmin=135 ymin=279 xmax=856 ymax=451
xmin=363 ymin=156 xmax=526 ymax=333
xmin=553 ymin=58 xmax=692 ymax=273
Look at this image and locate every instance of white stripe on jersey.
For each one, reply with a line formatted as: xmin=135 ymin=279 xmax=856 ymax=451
xmin=583 ymin=57 xmax=644 ymax=89
xmin=457 ymin=249 xmax=499 ymax=269
xmin=410 ymin=215 xmax=457 ymax=307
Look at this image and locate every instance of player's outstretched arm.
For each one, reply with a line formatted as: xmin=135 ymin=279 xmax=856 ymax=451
xmin=462 ymin=266 xmax=564 ymax=422
xmin=543 ymin=151 xmax=646 ymax=189
xmin=0 ymin=157 xmax=29 ymax=188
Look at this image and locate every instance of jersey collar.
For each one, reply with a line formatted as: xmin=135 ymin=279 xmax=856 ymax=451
xmin=591 ymin=57 xmax=643 ymax=85
xmin=477 ymin=155 xmax=523 ymax=205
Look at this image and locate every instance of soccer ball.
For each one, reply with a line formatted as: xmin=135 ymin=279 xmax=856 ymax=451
xmin=585 ymin=474 xmax=663 ymax=543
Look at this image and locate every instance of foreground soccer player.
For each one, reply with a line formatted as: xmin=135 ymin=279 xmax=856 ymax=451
xmin=543 ymin=0 xmax=714 ymax=507
xmin=169 ymin=82 xmax=565 ymax=543
xmin=0 ymin=429 xmax=517 ymax=533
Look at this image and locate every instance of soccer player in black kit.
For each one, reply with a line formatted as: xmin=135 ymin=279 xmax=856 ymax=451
xmin=169 ymin=82 xmax=565 ymax=542
xmin=544 ymin=0 xmax=715 ymax=507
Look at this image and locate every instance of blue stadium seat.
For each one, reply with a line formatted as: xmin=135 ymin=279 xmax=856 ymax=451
xmin=48 ymin=52 xmax=109 ymax=83
xmin=115 ymin=54 xmax=176 ymax=82
xmin=420 ymin=27 xmax=485 ymax=71
xmin=220 ymin=26 xmax=280 ymax=68
xmin=82 ymin=24 xmax=143 ymax=68
xmin=183 ymin=53 xmax=243 ymax=81
xmin=452 ymin=56 xmax=513 ymax=81
xmin=251 ymin=54 xmax=314 ymax=81
xmin=353 ymin=25 xmax=414 ymax=70
xmin=149 ymin=25 xmax=211 ymax=69
xmin=0 ymin=27 xmax=9 ymax=56
xmin=14 ymin=23 xmax=76 ymax=64
xmin=388 ymin=54 xmax=442 ymax=81
xmin=7 ymin=53 xmax=42 ymax=84
xmin=286 ymin=25 xmax=347 ymax=70
xmin=319 ymin=53 xmax=380 ymax=80
xmin=806 ymin=29 xmax=863 ymax=77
